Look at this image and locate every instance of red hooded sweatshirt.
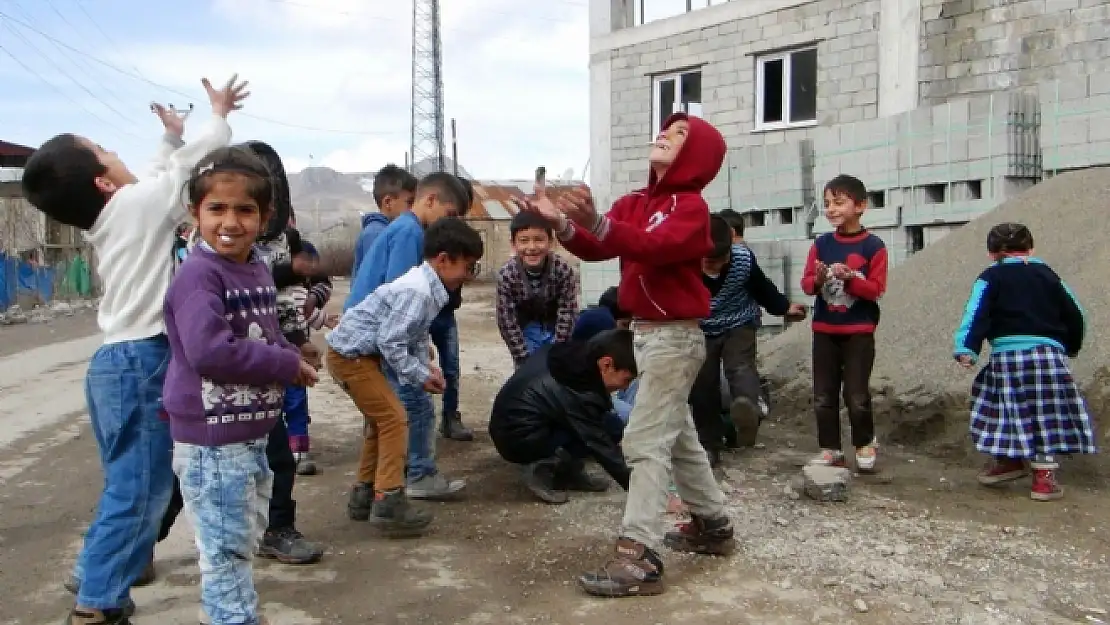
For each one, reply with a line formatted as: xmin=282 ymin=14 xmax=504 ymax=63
xmin=559 ymin=113 xmax=726 ymax=321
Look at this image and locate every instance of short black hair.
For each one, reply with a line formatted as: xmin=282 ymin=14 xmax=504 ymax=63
xmin=423 ymin=216 xmax=484 ymax=260
xmin=455 ymin=175 xmax=474 ymax=217
xmin=987 ymin=222 xmax=1034 ymax=254
xmin=240 ymin=140 xmax=293 ymax=243
xmin=21 ymin=133 xmax=108 ymax=231
xmin=718 ymin=208 xmax=744 ymax=237
xmin=373 ymin=163 xmax=417 ymax=207
xmin=587 ymin=328 xmax=637 ymax=376
xmin=417 ymin=172 xmax=469 ymax=213
xmin=510 ymin=210 xmax=553 ymax=239
xmin=598 ymin=286 xmax=628 ymax=320
xmin=186 ymin=147 xmax=274 ymax=215
xmin=708 ymin=215 xmax=732 ymax=259
xmin=824 ymin=174 xmax=868 ymax=204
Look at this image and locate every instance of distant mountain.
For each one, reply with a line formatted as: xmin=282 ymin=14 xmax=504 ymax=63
xmin=287 ymin=158 xmax=473 ymax=235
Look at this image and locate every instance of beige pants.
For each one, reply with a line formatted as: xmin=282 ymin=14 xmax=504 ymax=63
xmin=619 ymin=323 xmax=726 ymax=548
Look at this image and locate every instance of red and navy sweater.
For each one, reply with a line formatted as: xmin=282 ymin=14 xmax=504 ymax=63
xmin=800 ymin=230 xmax=888 ymax=334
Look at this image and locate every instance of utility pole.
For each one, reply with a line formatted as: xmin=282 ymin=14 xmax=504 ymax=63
xmin=410 ymin=0 xmax=446 ymax=174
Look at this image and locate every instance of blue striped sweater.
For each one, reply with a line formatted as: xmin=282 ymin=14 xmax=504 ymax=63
xmin=701 ymin=244 xmax=789 ymax=336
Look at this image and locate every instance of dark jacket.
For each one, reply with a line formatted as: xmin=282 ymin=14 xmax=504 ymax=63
xmin=489 ymin=341 xmax=630 ymax=490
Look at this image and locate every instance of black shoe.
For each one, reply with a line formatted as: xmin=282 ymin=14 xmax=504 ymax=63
xmin=522 ymin=458 xmax=568 ymax=504
xmin=663 ymin=514 xmax=736 ymax=556
xmin=721 ymin=414 xmax=740 ymax=449
xmin=347 ymin=482 xmax=375 ymax=521
xmin=259 ymin=526 xmax=324 ymax=564
xmin=553 ymin=448 xmax=609 ymax=492
xmin=64 ymin=607 xmax=131 ymax=624
xmin=729 ymin=397 xmax=761 ymax=447
xmin=368 ymin=489 xmax=433 ymax=537
xmin=706 ymin=447 xmax=723 ymax=468
xmin=440 ymin=412 xmax=474 ymax=442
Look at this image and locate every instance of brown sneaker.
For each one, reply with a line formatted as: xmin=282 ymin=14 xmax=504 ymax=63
xmin=64 ymin=607 xmax=130 ymax=624
xmin=577 ymin=538 xmax=666 ymax=598
xmin=977 ymin=458 xmax=1029 ymax=486
xmin=1030 ymin=463 xmax=1063 ymax=501
xmin=663 ymin=515 xmax=736 ymax=556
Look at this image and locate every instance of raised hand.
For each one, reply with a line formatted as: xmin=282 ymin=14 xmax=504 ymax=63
xmin=558 ymin=184 xmax=600 ymax=229
xmin=150 ymin=102 xmax=191 ymax=138
xmin=202 ymin=74 xmax=250 ymax=118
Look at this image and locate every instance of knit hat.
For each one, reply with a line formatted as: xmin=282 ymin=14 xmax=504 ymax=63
xmin=571 ymin=306 xmax=617 ymax=342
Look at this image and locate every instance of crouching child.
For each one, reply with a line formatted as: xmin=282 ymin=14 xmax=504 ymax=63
xmin=954 ymin=222 xmax=1095 ymax=501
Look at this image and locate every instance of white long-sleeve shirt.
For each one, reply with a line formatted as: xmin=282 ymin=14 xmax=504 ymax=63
xmin=86 ymin=115 xmax=232 ymax=345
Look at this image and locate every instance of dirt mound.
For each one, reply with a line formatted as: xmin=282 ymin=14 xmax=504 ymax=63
xmin=761 ymin=167 xmax=1110 ymax=459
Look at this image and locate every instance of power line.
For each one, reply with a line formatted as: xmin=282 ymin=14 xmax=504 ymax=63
xmin=0 ymin=9 xmax=406 ymax=136
xmin=262 ymin=0 xmax=586 ymax=25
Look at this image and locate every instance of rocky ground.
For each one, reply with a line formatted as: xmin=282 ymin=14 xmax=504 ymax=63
xmin=0 ymin=283 xmax=1107 ymax=624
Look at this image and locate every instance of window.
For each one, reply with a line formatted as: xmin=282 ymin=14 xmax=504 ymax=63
xmin=755 ymin=46 xmax=818 ymax=130
xmin=633 ymin=0 xmax=731 ymax=26
xmin=652 ymin=70 xmax=702 ymax=138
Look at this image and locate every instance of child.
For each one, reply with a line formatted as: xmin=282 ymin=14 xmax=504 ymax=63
xmin=343 ymin=173 xmax=470 ymax=511
xmin=496 ymin=210 xmax=580 ymax=367
xmin=954 ymin=222 xmax=1094 ymax=501
xmin=21 ymin=75 xmax=245 ymax=625
xmin=519 ymin=112 xmax=735 ymax=598
xmin=353 ymin=164 xmax=418 ymax=275
xmin=692 ymin=215 xmax=806 ymax=463
xmin=800 ymin=174 xmax=888 ymax=471
xmin=326 ymin=218 xmax=484 ymax=533
xmin=164 ymin=146 xmax=317 ymax=625
xmin=283 ymin=242 xmax=331 ymax=476
xmin=240 ymin=140 xmax=326 ymax=566
xmin=429 ymin=175 xmax=476 ymax=442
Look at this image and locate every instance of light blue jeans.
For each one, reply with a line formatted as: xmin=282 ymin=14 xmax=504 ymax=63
xmin=523 ymin=322 xmax=556 ymax=355
xmin=75 ymin=335 xmax=174 ymax=610
xmin=175 ymin=438 xmax=272 ymax=625
xmin=385 ymin=368 xmax=438 ymax=482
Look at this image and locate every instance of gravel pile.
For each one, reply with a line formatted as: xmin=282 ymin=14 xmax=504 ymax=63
xmin=760 ymin=168 xmax=1110 ymax=452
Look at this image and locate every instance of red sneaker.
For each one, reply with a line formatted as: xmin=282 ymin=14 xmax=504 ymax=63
xmin=976 ymin=458 xmax=1029 ymax=486
xmin=1030 ymin=467 xmax=1063 ymax=501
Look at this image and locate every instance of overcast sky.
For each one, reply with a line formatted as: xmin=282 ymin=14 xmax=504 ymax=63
xmin=0 ymin=0 xmax=590 ymax=179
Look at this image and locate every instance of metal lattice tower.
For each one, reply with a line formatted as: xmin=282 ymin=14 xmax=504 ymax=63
xmin=410 ymin=0 xmax=445 ymax=173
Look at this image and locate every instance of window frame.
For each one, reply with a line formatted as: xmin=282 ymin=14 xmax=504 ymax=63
xmin=754 ymin=45 xmax=819 ymax=132
xmin=633 ymin=0 xmax=728 ymax=26
xmin=651 ymin=68 xmax=703 ymax=139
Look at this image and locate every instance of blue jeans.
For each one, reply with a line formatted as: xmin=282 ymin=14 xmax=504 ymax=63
xmin=523 ymin=322 xmax=555 ymax=355
xmin=75 ymin=335 xmax=174 ymax=610
xmin=174 ymin=438 xmax=272 ymax=625
xmin=385 ymin=369 xmax=437 ymax=482
xmin=612 ymin=397 xmax=633 ymax=425
xmin=429 ymin=312 xmax=460 ymax=416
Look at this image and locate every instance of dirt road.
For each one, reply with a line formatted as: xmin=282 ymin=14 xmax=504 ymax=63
xmin=1 ymin=284 xmax=1108 ymax=624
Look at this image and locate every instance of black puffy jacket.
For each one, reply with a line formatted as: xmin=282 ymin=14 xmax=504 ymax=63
xmin=489 ymin=342 xmax=630 ymax=490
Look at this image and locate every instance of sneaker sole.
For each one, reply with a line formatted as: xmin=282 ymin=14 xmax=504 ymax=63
xmin=977 ymin=470 xmax=1029 ymax=486
xmin=348 ymin=506 xmax=372 ymax=521
xmin=1030 ymin=490 xmax=1064 ymax=501
xmin=408 ymin=483 xmax=467 ymax=501
xmin=855 ymin=457 xmax=878 ymax=473
xmin=257 ymin=548 xmax=322 ymax=565
xmin=663 ymin=534 xmax=736 ymax=556
xmin=577 ymin=576 xmax=665 ymax=598
xmin=729 ymin=398 xmax=761 ymax=447
xmin=367 ymin=520 xmax=433 ymax=538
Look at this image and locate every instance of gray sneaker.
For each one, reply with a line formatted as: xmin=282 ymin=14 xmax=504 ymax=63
xmin=407 ymin=473 xmax=466 ymax=500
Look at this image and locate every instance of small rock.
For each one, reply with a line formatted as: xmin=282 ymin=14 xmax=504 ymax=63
xmin=781 ymin=579 xmax=793 ymax=590
xmin=854 ymin=599 xmax=869 ymax=613
xmin=969 ymin=594 xmax=982 ymax=604
xmin=51 ymin=301 xmax=75 ymax=316
xmin=894 ymin=544 xmax=911 ymax=556
xmin=774 ymin=517 xmax=790 ymax=526
xmin=801 ymin=465 xmax=852 ymax=502
xmin=821 ymin=577 xmax=840 ymax=587
xmin=877 ymin=544 xmax=895 ymax=556
xmin=784 ymin=482 xmax=801 ymax=500
xmin=989 ymin=590 xmax=1008 ymax=603
xmin=898 ymin=602 xmax=913 ymax=613
xmin=1034 ymin=582 xmax=1049 ymax=592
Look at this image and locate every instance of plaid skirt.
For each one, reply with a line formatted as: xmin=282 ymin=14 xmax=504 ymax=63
xmin=969 ymin=344 xmax=1097 ymax=458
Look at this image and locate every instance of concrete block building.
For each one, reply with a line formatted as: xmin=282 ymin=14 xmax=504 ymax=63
xmin=585 ymin=0 xmax=1110 ymax=323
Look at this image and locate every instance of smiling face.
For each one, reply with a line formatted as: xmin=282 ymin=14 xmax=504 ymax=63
xmin=511 ymin=226 xmax=553 ymax=270
xmin=648 ymin=119 xmax=690 ymax=168
xmin=191 ymin=173 xmax=271 ymax=263
xmin=823 ymin=189 xmax=866 ymax=231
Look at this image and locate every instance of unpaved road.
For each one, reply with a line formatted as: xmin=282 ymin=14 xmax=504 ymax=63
xmin=1 ymin=283 xmax=1108 ymax=624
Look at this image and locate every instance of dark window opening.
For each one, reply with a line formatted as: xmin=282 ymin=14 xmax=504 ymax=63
xmin=907 ymin=226 xmax=924 ymax=253
xmin=868 ymin=191 xmax=886 ymax=209
xmin=761 ymin=59 xmax=784 ymax=124
xmin=789 ymin=48 xmax=818 ymax=123
xmin=745 ymin=211 xmax=767 ymax=228
xmin=776 ymin=208 xmax=793 ymax=224
xmin=922 ymin=184 xmax=945 ymax=204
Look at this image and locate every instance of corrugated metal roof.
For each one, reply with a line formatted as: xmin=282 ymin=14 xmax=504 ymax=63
xmin=481 ymin=199 xmax=513 ymax=220
xmin=466 ymin=180 xmax=586 ymax=220
xmin=0 ymin=140 xmax=33 ymax=158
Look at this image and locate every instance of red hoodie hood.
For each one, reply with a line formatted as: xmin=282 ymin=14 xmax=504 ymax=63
xmin=646 ymin=113 xmax=727 ymax=196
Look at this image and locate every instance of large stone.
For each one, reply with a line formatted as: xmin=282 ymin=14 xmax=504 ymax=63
xmin=801 ymin=465 xmax=852 ymax=502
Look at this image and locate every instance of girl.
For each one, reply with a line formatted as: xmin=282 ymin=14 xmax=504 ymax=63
xmin=163 ymin=146 xmax=317 ymax=625
xmin=953 ymin=222 xmax=1095 ymax=501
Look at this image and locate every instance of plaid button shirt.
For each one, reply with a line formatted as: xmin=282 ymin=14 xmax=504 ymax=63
xmin=495 ymin=253 xmax=579 ymax=363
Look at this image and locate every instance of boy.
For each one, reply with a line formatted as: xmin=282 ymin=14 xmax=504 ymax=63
xmin=343 ymin=172 xmax=470 ymax=512
xmin=519 ymin=112 xmax=735 ymax=598
xmin=21 ymin=75 xmax=246 ymax=625
xmin=490 ymin=328 xmax=634 ymax=505
xmin=691 ymin=216 xmax=806 ymax=462
xmin=717 ymin=208 xmax=745 ymax=243
xmin=496 ymin=210 xmax=579 ymax=367
xmin=429 ymin=175 xmax=476 ymax=443
xmin=327 ymin=218 xmax=484 ymax=534
xmin=353 ymin=164 xmax=418 ymax=275
xmin=800 ymin=174 xmax=888 ymax=472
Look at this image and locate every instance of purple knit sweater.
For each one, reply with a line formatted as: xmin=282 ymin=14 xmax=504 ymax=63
xmin=163 ymin=246 xmax=302 ymax=446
